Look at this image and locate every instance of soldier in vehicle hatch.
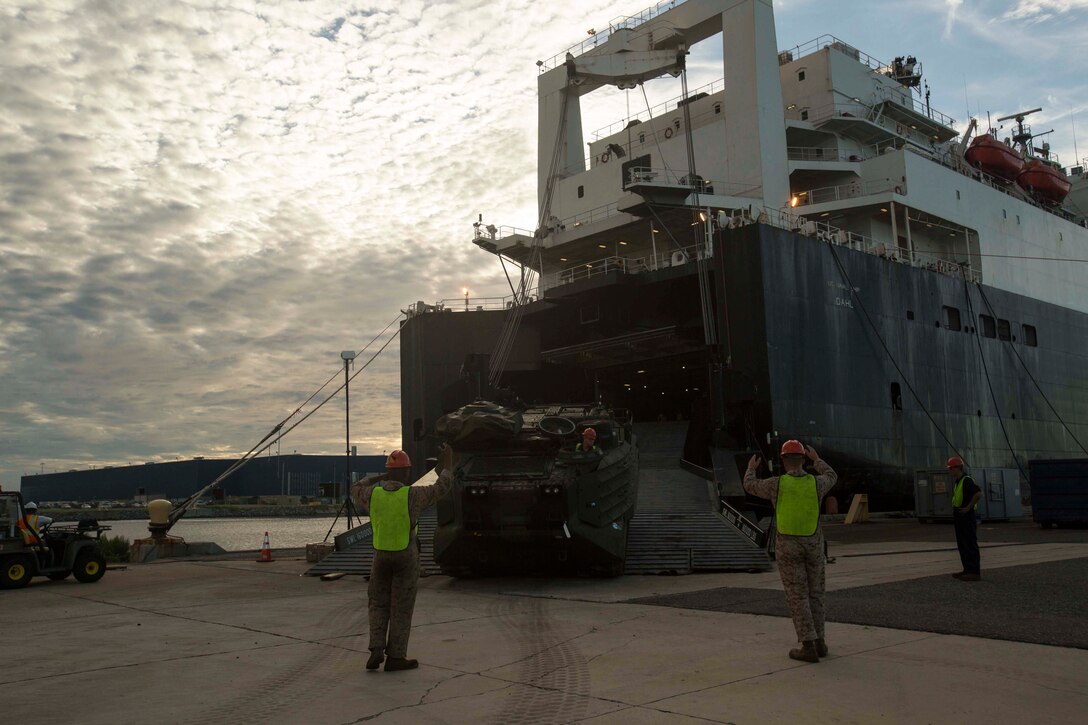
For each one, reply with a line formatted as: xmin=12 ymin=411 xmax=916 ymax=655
xmin=574 ymin=427 xmax=599 ymax=453
xmin=744 ymin=441 xmax=837 ymax=663
xmin=351 ymin=444 xmax=454 ymax=672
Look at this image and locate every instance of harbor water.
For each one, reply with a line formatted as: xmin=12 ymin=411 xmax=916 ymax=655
xmin=104 ymin=516 xmax=368 ymax=552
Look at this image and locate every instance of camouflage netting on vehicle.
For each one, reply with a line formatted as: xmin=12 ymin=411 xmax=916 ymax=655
xmin=436 ymin=401 xmax=524 ymax=447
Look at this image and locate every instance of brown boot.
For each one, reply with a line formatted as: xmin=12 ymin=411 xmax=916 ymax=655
xmin=816 ymin=638 xmax=829 ymax=658
xmin=789 ymin=640 xmax=820 ymax=663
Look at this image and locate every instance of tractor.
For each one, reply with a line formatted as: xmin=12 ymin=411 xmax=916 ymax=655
xmin=0 ymin=491 xmax=109 ymax=589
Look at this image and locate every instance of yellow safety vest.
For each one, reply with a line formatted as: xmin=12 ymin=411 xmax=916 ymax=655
xmin=370 ymin=487 xmax=413 ymax=552
xmin=18 ymin=513 xmax=40 ymax=545
xmin=776 ymin=474 xmax=820 ymax=536
xmin=951 ymin=475 xmax=978 ymax=510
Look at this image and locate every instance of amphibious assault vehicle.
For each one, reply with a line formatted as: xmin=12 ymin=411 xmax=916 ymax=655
xmin=433 ymin=401 xmax=638 ymax=576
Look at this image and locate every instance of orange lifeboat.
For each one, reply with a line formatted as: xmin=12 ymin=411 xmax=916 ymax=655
xmin=1017 ymin=159 xmax=1072 ymax=205
xmin=964 ymin=134 xmax=1025 ymax=183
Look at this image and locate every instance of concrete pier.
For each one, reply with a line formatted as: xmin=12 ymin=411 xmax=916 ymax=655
xmin=5 ymin=521 xmax=1087 ymax=724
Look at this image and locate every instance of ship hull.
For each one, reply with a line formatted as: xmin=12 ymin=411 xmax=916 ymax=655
xmin=402 ymin=224 xmax=1088 ymax=510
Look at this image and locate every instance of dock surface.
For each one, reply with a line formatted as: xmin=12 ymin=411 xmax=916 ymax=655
xmin=4 ymin=520 xmax=1087 ymax=724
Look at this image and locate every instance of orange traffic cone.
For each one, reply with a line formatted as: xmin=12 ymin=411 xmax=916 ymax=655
xmin=256 ymin=531 xmax=274 ymax=563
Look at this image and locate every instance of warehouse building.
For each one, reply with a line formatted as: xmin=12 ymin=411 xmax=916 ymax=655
xmin=19 ymin=454 xmax=387 ymax=503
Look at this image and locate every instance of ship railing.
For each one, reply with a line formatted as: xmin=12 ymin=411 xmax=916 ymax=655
xmin=872 ymin=87 xmax=956 ymax=129
xmin=778 ymin=35 xmax=885 ymax=72
xmin=555 ymin=201 xmax=624 ymax=231
xmin=791 ymin=178 xmax=902 ymax=206
xmin=406 ymin=295 xmax=524 ymax=317
xmin=761 ymin=207 xmax=982 ymax=283
xmin=786 ymin=101 xmax=872 ymax=127
xmin=542 ymin=256 xmax=630 ymax=290
xmin=590 ymin=78 xmax=726 ymax=141
xmin=541 ymin=241 xmax=707 ymax=292
xmin=473 ymin=224 xmax=535 ymax=244
xmin=787 ymin=146 xmax=862 ymax=162
xmin=538 ymin=0 xmax=690 ymax=72
xmin=905 ymin=144 xmax=1074 ymax=219
xmin=790 ymin=99 xmax=955 ymax=139
xmin=625 ymin=167 xmax=761 ymax=196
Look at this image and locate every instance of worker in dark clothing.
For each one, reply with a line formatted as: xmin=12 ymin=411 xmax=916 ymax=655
xmin=352 ymin=444 xmax=454 ymax=672
xmin=744 ymin=440 xmax=837 ymax=663
xmin=947 ymin=457 xmax=982 ymax=581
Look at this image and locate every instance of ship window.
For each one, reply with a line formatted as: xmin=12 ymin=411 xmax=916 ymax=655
xmin=800 ymin=109 xmax=809 ymax=121
xmin=943 ymin=306 xmax=961 ymax=331
xmin=714 ymin=103 xmax=721 ymax=115
xmin=979 ymin=314 xmax=996 ymax=338
xmin=798 ymin=70 xmax=806 ymax=81
xmin=674 ymin=119 xmax=681 ymax=130
xmin=1002 ymin=209 xmax=1007 ymax=219
xmin=890 ymin=382 xmax=903 ymax=411
xmin=577 ymin=185 xmax=584 ymax=199
xmin=956 ymin=190 xmax=961 ymax=200
xmin=906 ymin=310 xmax=914 ymax=320
xmin=580 ymin=305 xmax=600 ymax=324
xmin=997 ymin=319 xmax=1011 ymax=341
xmin=1023 ymin=324 xmax=1038 ymax=347
xmin=639 ymin=133 xmax=645 ymax=144
xmin=1017 ymin=215 xmax=1020 ymax=224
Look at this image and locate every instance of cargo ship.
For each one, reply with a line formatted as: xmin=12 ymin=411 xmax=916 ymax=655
xmin=400 ymin=0 xmax=1088 ymax=510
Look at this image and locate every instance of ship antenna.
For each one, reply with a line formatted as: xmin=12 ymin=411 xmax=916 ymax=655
xmin=1073 ymin=107 xmax=1080 ymax=165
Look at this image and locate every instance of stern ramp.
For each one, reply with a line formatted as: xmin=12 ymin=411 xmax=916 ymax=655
xmin=307 ymin=422 xmax=771 ymax=576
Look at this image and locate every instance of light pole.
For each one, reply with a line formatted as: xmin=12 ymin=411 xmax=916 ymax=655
xmin=463 ymin=287 xmax=470 ymax=310
xmin=341 ymin=350 xmax=357 ymax=527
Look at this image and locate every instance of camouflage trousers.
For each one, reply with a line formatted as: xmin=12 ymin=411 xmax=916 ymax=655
xmin=775 ymin=532 xmax=826 ymax=643
xmin=368 ymin=546 xmax=420 ymax=658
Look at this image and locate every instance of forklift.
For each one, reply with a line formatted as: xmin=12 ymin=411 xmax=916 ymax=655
xmin=0 ymin=491 xmax=109 ymax=589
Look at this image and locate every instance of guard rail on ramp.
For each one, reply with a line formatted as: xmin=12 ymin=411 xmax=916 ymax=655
xmin=305 ymin=510 xmax=442 ymax=577
xmin=624 ymin=466 xmax=771 ymax=574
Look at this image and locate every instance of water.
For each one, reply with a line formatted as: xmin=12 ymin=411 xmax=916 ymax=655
xmin=104 ymin=517 xmax=368 ymax=552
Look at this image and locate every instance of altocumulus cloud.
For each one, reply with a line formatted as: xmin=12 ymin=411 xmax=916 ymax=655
xmin=2 ymin=0 xmax=1085 ymax=488
xmin=0 ymin=0 xmax=634 ymax=486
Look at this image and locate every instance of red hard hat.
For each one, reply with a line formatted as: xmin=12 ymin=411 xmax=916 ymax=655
xmin=582 ymin=427 xmax=597 ymax=440
xmin=946 ymin=456 xmax=964 ymax=469
xmin=386 ymin=450 xmax=412 ymax=469
xmin=780 ymin=439 xmax=805 ymax=457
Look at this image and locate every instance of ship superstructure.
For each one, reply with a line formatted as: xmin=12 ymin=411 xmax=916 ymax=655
xmin=402 ymin=0 xmax=1088 ymax=509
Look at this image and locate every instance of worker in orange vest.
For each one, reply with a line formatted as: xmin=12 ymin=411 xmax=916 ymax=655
xmin=18 ymin=501 xmax=52 ymax=546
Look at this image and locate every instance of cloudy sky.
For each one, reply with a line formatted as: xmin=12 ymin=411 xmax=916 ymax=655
xmin=2 ymin=0 xmax=1085 ymax=490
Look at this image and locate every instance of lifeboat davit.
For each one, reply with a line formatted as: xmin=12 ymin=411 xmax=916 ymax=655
xmin=1017 ymin=159 xmax=1072 ymax=205
xmin=964 ymin=134 xmax=1025 ymax=183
